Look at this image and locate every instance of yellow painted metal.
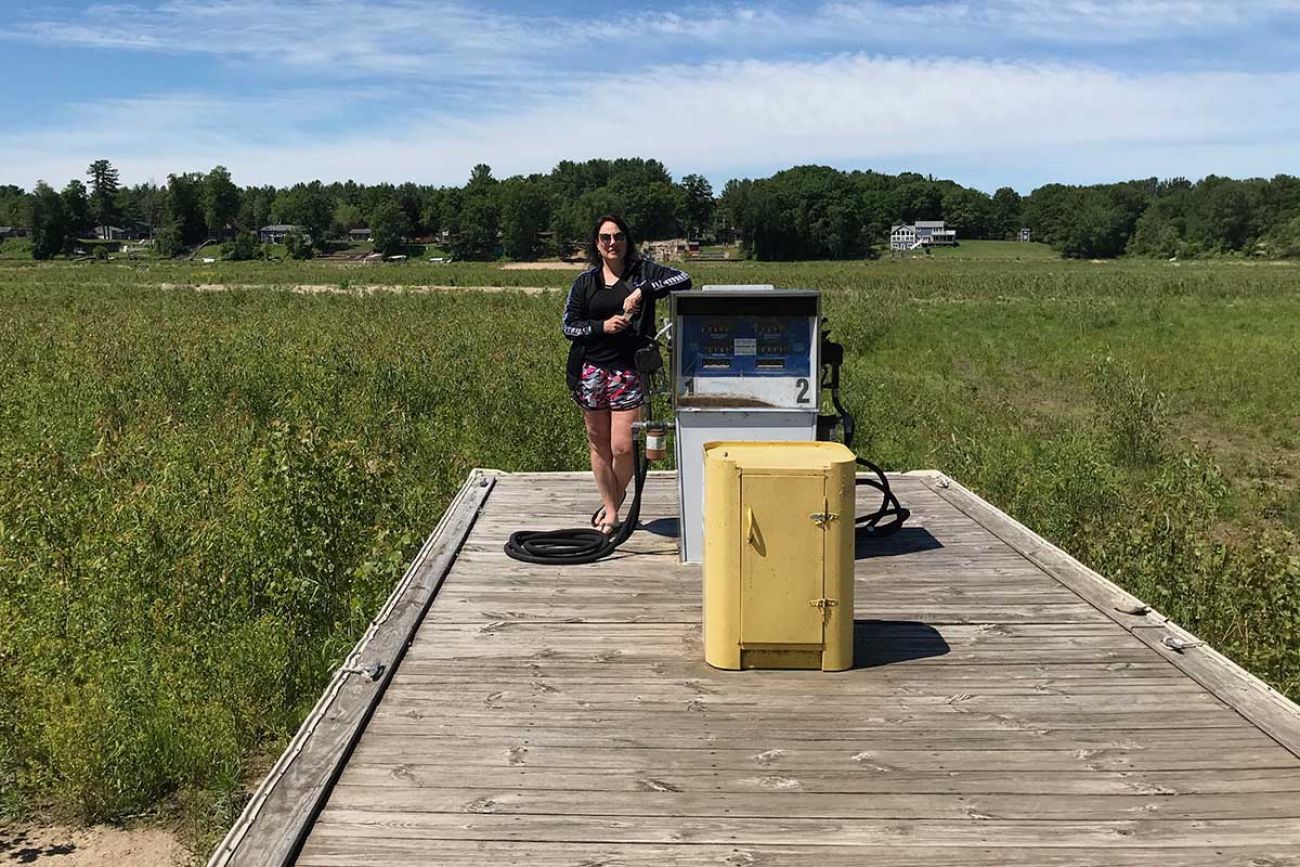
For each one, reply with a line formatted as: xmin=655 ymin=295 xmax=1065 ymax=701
xmin=740 ymin=474 xmax=825 ymax=646
xmin=702 ymin=441 xmax=856 ymax=671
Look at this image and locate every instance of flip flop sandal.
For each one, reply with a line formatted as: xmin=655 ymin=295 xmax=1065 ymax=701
xmin=591 ymin=491 xmax=628 ymax=529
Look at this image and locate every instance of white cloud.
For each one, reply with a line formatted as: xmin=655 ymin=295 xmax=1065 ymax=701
xmin=821 ymin=0 xmax=1300 ymax=41
xmin=5 ymin=0 xmax=579 ymax=82
xmin=600 ymin=0 xmax=1300 ymax=51
xmin=11 ymin=0 xmax=1299 ymax=80
xmin=5 ymin=54 xmax=1297 ymax=191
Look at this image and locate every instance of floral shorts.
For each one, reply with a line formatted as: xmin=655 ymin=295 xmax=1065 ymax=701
xmin=572 ymin=363 xmax=645 ymax=411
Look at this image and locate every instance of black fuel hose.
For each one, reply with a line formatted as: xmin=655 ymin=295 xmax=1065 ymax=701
xmin=506 ymin=300 xmax=669 ymax=565
xmin=831 ymin=383 xmax=910 ymax=538
xmin=504 ymin=439 xmax=650 ymax=564
xmin=852 ymin=453 xmax=910 ymax=537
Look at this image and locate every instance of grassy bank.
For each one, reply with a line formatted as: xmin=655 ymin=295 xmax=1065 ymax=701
xmin=0 ymin=258 xmax=1297 ymax=851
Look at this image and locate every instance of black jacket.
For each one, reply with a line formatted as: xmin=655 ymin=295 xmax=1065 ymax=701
xmin=562 ymin=257 xmax=692 ymax=390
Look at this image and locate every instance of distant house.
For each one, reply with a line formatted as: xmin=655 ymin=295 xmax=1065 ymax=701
xmin=259 ymin=224 xmax=307 ymax=244
xmin=214 ymin=221 xmax=249 ymax=241
xmin=889 ymin=224 xmax=917 ymax=251
xmin=890 ymin=220 xmax=957 ymax=251
xmin=95 ymin=225 xmax=147 ymax=241
xmin=349 ymin=227 xmax=372 ymax=242
xmin=101 ymin=224 xmax=151 ymax=241
xmin=0 ymin=226 xmax=28 ymax=239
xmin=914 ymin=220 xmax=957 ymax=246
xmin=1019 ymin=227 xmax=1032 ymax=242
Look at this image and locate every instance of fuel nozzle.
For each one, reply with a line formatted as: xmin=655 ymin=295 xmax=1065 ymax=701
xmin=820 ymin=323 xmax=844 ymax=390
xmin=818 ymin=324 xmax=854 ymax=447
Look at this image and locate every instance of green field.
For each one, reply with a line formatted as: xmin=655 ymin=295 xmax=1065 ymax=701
xmin=2 ymin=256 xmax=1298 ymax=851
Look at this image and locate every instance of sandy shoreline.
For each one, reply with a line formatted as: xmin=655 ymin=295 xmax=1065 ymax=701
xmin=0 ymin=823 xmax=188 ymax=866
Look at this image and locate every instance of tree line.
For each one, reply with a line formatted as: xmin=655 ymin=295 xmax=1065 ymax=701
xmin=718 ymin=166 xmax=1300 ymax=260
xmin=3 ymin=159 xmax=1298 ymax=261
xmin=0 ymin=158 xmax=715 ymax=262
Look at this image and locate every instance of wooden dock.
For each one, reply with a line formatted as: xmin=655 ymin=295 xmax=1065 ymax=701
xmin=212 ymin=470 xmax=1300 ymax=866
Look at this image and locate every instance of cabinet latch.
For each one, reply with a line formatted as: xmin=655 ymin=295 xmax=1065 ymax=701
xmin=809 ymin=512 xmax=839 ymax=527
xmin=810 ymin=598 xmax=839 ymax=611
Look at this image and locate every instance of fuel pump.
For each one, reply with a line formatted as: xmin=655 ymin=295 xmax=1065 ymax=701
xmin=671 ymin=286 xmax=824 ymax=563
xmin=505 ymin=284 xmax=907 ymax=565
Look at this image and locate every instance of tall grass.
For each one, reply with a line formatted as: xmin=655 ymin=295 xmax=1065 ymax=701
xmin=0 ymin=259 xmax=1297 ymax=850
xmin=0 ymin=283 xmax=580 ymax=843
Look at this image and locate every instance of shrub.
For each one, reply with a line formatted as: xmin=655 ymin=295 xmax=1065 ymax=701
xmin=0 ymin=238 xmax=33 ymax=259
xmin=284 ymin=230 xmax=313 ymax=260
xmin=222 ymin=232 xmax=261 ymax=261
xmin=154 ymin=222 xmax=185 ymax=258
xmin=1088 ymin=354 xmax=1169 ymax=467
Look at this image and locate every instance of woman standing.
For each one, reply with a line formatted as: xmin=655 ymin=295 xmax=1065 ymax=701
xmin=562 ymin=214 xmax=691 ymax=533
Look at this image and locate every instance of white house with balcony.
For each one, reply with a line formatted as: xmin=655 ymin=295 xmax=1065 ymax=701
xmin=889 ymin=223 xmax=917 ymax=250
xmin=890 ymin=220 xmax=957 ymax=251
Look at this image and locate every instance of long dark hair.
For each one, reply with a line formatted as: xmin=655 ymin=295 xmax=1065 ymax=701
xmin=585 ymin=213 xmax=638 ymax=268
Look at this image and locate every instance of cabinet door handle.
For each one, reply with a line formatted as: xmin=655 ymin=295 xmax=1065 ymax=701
xmin=746 ymin=507 xmax=757 ymax=546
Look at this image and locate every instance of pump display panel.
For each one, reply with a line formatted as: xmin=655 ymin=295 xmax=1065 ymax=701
xmin=672 ymin=290 xmax=820 ymax=410
xmin=680 ymin=316 xmax=811 ymax=376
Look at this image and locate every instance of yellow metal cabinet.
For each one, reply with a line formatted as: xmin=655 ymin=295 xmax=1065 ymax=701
xmin=702 ymin=441 xmax=856 ymax=671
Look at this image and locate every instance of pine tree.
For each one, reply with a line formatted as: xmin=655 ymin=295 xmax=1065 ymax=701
xmin=87 ymin=159 xmax=120 ymax=239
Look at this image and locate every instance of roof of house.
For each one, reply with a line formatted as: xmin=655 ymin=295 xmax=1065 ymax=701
xmin=260 ymin=224 xmax=302 ymax=232
xmin=915 ymin=220 xmax=947 ymax=229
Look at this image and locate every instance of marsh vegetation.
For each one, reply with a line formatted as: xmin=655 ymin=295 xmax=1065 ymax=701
xmin=1 ymin=255 xmax=1297 ymax=850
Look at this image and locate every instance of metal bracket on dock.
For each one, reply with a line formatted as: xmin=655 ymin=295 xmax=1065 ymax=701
xmin=339 ymin=662 xmax=385 ymax=682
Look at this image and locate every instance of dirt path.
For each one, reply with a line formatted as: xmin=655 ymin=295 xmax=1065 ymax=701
xmin=499 ymin=261 xmax=584 ymax=270
xmin=156 ymin=283 xmax=561 ymax=295
xmin=0 ymin=824 xmax=188 ymax=866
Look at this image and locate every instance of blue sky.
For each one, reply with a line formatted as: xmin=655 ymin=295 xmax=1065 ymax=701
xmin=2 ymin=0 xmax=1298 ymax=193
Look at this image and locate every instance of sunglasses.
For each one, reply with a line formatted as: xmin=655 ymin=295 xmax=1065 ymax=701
xmin=599 ymin=232 xmax=626 ymax=244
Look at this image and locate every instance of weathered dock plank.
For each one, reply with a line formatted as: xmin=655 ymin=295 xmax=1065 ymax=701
xmin=214 ymin=470 xmax=1300 ymax=866
xmin=297 ymin=840 xmax=1300 ymax=867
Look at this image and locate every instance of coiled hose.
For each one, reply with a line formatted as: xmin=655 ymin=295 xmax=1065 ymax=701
xmin=852 ymin=453 xmax=910 ymax=537
xmin=504 ymin=434 xmax=650 ymax=564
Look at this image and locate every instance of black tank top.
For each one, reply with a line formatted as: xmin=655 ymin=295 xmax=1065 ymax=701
xmin=584 ymin=278 xmax=636 ymax=370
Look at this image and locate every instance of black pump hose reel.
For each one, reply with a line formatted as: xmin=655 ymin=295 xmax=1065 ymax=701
xmin=818 ymin=324 xmax=911 ymax=539
xmin=503 ymin=440 xmax=651 ymax=564
xmin=504 ymin=327 xmax=668 ymax=565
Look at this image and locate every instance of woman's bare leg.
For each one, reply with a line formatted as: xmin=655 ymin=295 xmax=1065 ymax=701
xmin=582 ymin=409 xmax=619 ymax=524
xmin=608 ymin=405 xmax=643 ymax=523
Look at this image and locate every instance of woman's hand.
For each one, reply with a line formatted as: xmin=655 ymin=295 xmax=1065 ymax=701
xmin=622 ymin=288 xmax=642 ymax=315
xmin=603 ymin=314 xmax=631 ymax=334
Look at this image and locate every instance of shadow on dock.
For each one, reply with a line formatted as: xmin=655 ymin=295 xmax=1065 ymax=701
xmin=856 ymin=525 xmax=941 ymax=559
xmin=641 ymin=516 xmax=679 ymax=538
xmin=854 ymin=619 xmax=950 ymax=669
